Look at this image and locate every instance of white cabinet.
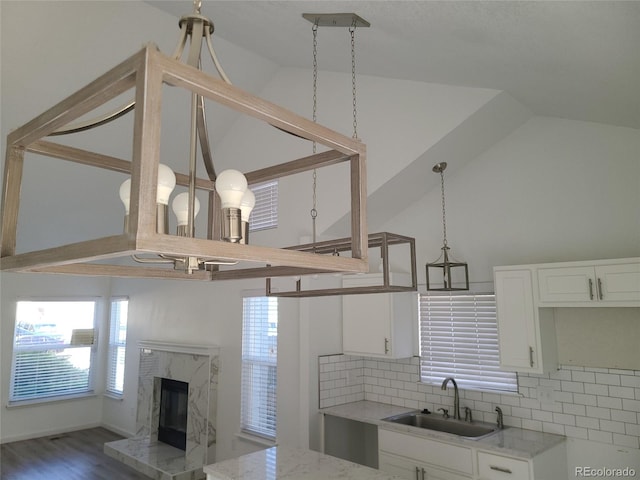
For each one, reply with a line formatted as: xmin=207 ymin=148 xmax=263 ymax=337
xmin=379 ymin=428 xmax=567 ymax=480
xmin=476 ymin=446 xmax=567 ymax=480
xmin=342 ymin=274 xmax=415 ymax=358
xmin=477 ymin=452 xmax=530 ymax=480
xmin=379 ymin=452 xmax=470 ymax=480
xmin=538 ymin=260 xmax=640 ymax=306
xmin=494 ymin=268 xmax=558 ymax=374
xmin=378 ymin=429 xmax=473 ymax=479
xmin=494 ymin=258 xmax=639 ymax=373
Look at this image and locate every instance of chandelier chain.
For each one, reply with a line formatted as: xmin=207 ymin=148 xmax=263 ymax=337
xmin=311 ymin=23 xmax=319 ymax=246
xmin=440 ymin=170 xmax=448 ymax=247
xmin=350 ymin=24 xmax=358 ymax=139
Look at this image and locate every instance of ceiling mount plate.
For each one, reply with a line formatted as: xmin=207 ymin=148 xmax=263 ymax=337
xmin=302 ymin=13 xmax=371 ymax=28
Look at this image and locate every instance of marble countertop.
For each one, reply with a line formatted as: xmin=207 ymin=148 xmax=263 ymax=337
xmin=320 ymin=400 xmax=566 ymax=459
xmin=203 ymin=446 xmax=402 ymax=480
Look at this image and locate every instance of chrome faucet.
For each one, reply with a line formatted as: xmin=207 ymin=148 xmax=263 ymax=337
xmin=440 ymin=377 xmax=460 ymax=420
xmin=495 ymin=406 xmax=504 ymax=429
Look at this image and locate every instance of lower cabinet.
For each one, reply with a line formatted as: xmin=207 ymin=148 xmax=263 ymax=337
xmin=379 ymin=429 xmax=473 ymax=479
xmin=379 ymin=428 xmax=567 ymax=480
xmin=380 ymin=452 xmax=470 ymax=480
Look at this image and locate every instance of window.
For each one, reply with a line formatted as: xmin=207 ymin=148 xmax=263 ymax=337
xmin=10 ymin=300 xmax=97 ymax=403
xmin=249 ymin=180 xmax=278 ymax=232
xmin=419 ymin=293 xmax=517 ymax=392
xmin=106 ymin=298 xmax=128 ymax=396
xmin=241 ymin=296 xmax=278 ymax=440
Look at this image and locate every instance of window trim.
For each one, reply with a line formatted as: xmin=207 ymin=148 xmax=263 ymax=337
xmin=418 ymin=292 xmax=518 ymax=394
xmin=9 ymin=297 xmax=100 ymax=406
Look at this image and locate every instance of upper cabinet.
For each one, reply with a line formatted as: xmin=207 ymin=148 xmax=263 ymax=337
xmin=342 ymin=273 xmax=416 ymax=359
xmin=494 ymin=268 xmax=558 ymax=374
xmin=493 ymin=258 xmax=638 ymax=374
xmin=537 ymin=259 xmax=640 ymax=307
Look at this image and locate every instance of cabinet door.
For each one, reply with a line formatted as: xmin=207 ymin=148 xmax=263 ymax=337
xmin=379 ymin=453 xmax=471 ymax=480
xmin=343 ymin=293 xmax=392 ymax=356
xmin=537 ymin=266 xmax=595 ymax=303
xmin=379 ymin=429 xmax=473 ymax=476
xmin=422 ymin=464 xmax=471 ymax=480
xmin=379 ymin=452 xmax=420 ymax=480
xmin=538 ymin=262 xmax=640 ymax=305
xmin=596 ymin=263 xmax=640 ymax=303
xmin=494 ymin=269 xmax=540 ymax=372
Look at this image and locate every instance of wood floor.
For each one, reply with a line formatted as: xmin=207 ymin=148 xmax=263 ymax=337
xmin=1 ymin=428 xmax=151 ymax=480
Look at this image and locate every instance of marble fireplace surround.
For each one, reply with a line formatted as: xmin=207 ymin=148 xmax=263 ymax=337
xmin=105 ymin=341 xmax=219 ymax=480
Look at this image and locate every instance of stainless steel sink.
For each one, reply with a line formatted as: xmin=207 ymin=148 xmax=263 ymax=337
xmin=382 ymin=412 xmax=499 ymax=439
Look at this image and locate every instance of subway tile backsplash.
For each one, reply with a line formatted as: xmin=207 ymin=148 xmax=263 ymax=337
xmin=318 ymin=354 xmax=640 ymax=449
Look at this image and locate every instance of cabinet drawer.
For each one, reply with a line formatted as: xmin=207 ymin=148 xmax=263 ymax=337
xmin=477 ymin=452 xmax=530 ymax=480
xmin=379 ymin=429 xmax=473 ymax=475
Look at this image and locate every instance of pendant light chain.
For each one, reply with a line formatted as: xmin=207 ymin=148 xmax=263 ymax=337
xmin=349 ymin=23 xmax=358 ymax=139
xmin=439 ymin=169 xmax=448 ymax=248
xmin=311 ymin=22 xmax=319 ymax=246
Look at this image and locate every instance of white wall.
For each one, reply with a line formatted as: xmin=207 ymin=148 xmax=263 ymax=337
xmin=0 ymin=273 xmax=112 ymax=442
xmin=102 ymin=276 xmax=263 ymax=459
xmin=383 ymin=116 xmax=640 ymax=286
xmin=2 ymin=1 xmax=639 ymax=474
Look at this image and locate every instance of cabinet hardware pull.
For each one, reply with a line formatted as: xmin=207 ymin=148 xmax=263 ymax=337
xmin=421 ymin=467 xmax=426 ymax=479
xmin=384 ymin=337 xmax=390 ymax=354
xmin=415 ymin=466 xmax=420 ymax=480
xmin=529 ymin=346 xmax=534 ymax=367
xmin=588 ymin=278 xmax=594 ymax=300
xmin=490 ymin=465 xmax=513 ymax=474
xmin=597 ymin=277 xmax=604 ymax=300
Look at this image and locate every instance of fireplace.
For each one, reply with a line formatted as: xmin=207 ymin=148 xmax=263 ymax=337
xmin=104 ymin=341 xmax=219 ymax=480
xmin=158 ymin=378 xmax=188 ymax=451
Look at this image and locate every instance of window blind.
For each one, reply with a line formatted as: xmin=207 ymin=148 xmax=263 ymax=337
xmin=10 ymin=300 xmax=97 ymax=403
xmin=241 ymin=297 xmax=278 ymax=440
xmin=249 ymin=180 xmax=278 ymax=232
xmin=419 ymin=294 xmax=518 ymax=392
xmin=106 ymin=298 xmax=128 ymax=396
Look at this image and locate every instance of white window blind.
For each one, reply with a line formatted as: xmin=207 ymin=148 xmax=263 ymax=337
xmin=249 ymin=180 xmax=278 ymax=232
xmin=10 ymin=300 xmax=97 ymax=403
xmin=419 ymin=294 xmax=518 ymax=393
xmin=106 ymin=298 xmax=128 ymax=396
xmin=241 ymin=297 xmax=278 ymax=440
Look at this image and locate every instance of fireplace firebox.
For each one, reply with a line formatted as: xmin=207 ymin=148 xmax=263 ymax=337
xmin=158 ymin=378 xmax=188 ymax=451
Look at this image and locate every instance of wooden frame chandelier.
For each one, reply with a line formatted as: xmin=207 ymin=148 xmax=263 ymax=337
xmin=0 ymin=4 xmax=369 ymax=281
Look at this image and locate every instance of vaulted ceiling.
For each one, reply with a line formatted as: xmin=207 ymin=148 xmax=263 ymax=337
xmin=147 ymin=1 xmax=640 ymax=130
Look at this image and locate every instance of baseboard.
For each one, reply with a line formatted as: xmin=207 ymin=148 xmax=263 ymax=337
xmin=0 ymin=422 xmax=103 ymax=444
xmin=100 ymin=422 xmax=135 ymax=439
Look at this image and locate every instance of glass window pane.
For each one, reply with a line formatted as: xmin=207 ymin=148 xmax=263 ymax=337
xmin=241 ymin=297 xmax=278 ymax=440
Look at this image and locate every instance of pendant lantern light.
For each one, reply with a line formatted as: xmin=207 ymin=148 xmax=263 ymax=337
xmin=426 ymin=162 xmax=469 ymax=291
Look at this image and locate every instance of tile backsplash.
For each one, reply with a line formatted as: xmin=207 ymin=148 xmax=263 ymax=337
xmin=318 ymin=354 xmax=640 ymax=449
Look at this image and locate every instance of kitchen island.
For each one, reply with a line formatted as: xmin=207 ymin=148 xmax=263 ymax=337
xmin=203 ymin=445 xmax=402 ymax=480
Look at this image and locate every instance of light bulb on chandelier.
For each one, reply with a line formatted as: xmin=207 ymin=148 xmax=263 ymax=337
xmin=118 ymin=163 xmax=176 ymax=234
xmin=215 ymin=169 xmax=248 ymax=243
